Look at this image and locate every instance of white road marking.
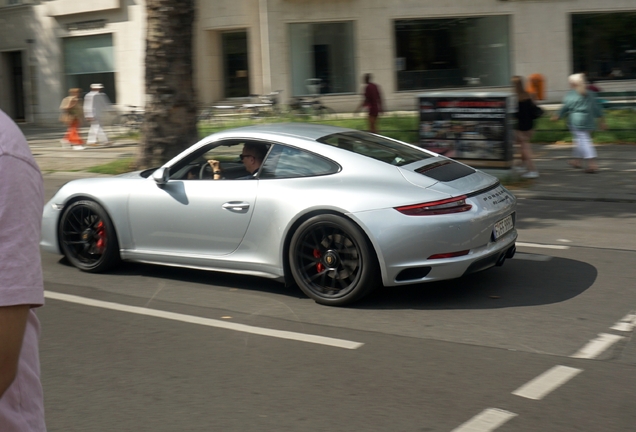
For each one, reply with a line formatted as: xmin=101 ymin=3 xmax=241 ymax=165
xmin=571 ymin=333 xmax=624 ymax=359
xmin=516 ymin=242 xmax=570 ymax=250
xmin=512 ymin=365 xmax=582 ymax=400
xmin=512 ymin=253 xmax=553 ymax=262
xmin=451 ymin=408 xmax=517 ymax=432
xmin=44 ymin=291 xmax=364 ymax=350
xmin=611 ymin=312 xmax=636 ymax=332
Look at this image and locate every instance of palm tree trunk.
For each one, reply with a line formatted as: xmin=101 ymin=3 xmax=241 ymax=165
xmin=136 ymin=0 xmax=199 ymax=169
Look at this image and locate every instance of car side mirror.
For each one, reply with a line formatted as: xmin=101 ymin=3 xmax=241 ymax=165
xmin=152 ymin=167 xmax=170 ymax=185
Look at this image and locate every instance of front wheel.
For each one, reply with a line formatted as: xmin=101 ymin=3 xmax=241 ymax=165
xmin=316 ymin=106 xmax=337 ymax=119
xmin=289 ymin=214 xmax=379 ymax=306
xmin=59 ymin=200 xmax=120 ymax=272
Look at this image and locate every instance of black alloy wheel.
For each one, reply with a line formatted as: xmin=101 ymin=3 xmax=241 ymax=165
xmin=289 ymin=214 xmax=379 ymax=306
xmin=59 ymin=200 xmax=120 ymax=272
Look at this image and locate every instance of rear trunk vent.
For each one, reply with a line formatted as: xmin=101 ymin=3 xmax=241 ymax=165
xmin=415 ymin=160 xmax=475 ymax=182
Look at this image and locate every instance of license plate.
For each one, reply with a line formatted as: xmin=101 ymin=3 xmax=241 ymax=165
xmin=493 ymin=214 xmax=514 ymax=240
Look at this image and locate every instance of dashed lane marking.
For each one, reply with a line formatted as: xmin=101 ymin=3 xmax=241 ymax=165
xmin=512 ymin=365 xmax=582 ymax=400
xmin=571 ymin=333 xmax=624 ymax=359
xmin=44 ymin=291 xmax=364 ymax=350
xmin=516 ymin=242 xmax=570 ymax=250
xmin=512 ymin=253 xmax=553 ymax=261
xmin=611 ymin=312 xmax=636 ymax=332
xmin=451 ymin=408 xmax=517 ymax=432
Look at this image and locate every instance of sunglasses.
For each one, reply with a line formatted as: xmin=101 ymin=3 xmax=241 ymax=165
xmin=239 ymin=154 xmax=255 ymax=161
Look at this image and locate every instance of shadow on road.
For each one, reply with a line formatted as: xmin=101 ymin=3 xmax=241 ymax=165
xmin=57 ymin=252 xmax=596 ymax=309
xmin=358 ymin=255 xmax=597 ymax=310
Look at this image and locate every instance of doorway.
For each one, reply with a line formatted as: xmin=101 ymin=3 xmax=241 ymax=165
xmin=222 ymin=31 xmax=250 ymax=98
xmin=2 ymin=51 xmax=26 ymax=121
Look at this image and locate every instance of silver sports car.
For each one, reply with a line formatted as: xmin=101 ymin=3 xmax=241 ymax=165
xmin=41 ymin=123 xmax=517 ymax=306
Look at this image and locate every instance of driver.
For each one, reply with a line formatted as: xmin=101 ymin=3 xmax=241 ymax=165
xmin=208 ymin=142 xmax=268 ymax=180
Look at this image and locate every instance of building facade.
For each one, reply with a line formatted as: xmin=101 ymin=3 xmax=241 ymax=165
xmin=0 ymin=0 xmax=145 ymax=124
xmin=1 ymin=0 xmax=635 ymax=125
xmin=195 ymin=0 xmax=636 ymax=112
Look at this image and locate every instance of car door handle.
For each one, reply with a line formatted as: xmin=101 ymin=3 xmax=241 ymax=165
xmin=222 ymin=202 xmax=250 ymax=212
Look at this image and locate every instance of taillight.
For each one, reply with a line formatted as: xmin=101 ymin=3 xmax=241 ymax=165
xmin=428 ymin=250 xmax=470 ymax=260
xmin=395 ymin=195 xmax=472 ymax=216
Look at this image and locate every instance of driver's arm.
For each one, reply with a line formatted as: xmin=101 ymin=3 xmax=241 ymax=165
xmin=207 ymin=160 xmax=222 ymax=180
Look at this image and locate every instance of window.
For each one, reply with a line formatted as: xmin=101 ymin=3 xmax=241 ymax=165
xmin=63 ymin=34 xmax=116 ymax=102
xmin=260 ymin=145 xmax=339 ymax=179
xmin=318 ymin=131 xmax=433 ymax=166
xmin=289 ymin=22 xmax=355 ymax=95
xmin=572 ymin=13 xmax=636 ymax=81
xmin=394 ymin=16 xmax=511 ymax=91
xmin=170 ymin=140 xmax=270 ymax=180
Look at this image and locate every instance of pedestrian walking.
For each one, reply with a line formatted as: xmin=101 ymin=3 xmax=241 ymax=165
xmin=83 ymin=83 xmax=111 ymax=146
xmin=512 ymin=76 xmax=541 ymax=179
xmin=355 ymin=73 xmax=383 ymax=134
xmin=0 ymin=109 xmax=47 ymax=431
xmin=59 ymin=88 xmax=85 ymax=150
xmin=551 ymin=73 xmax=606 ymax=173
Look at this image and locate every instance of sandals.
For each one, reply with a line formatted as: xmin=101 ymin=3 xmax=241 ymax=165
xmin=567 ymin=160 xmax=582 ymax=169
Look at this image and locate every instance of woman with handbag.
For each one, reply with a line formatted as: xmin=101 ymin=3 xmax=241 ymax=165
xmin=512 ymin=76 xmax=540 ymax=179
xmin=551 ymin=73 xmax=605 ymax=173
xmin=59 ymin=88 xmax=85 ymax=150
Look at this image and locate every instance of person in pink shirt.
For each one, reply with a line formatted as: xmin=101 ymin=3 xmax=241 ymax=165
xmin=0 ymin=109 xmax=47 ymax=431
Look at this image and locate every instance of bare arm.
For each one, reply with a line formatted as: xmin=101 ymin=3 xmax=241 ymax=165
xmin=0 ymin=304 xmax=30 ymax=397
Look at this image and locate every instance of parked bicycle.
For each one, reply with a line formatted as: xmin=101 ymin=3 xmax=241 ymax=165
xmin=242 ymin=90 xmax=284 ymax=118
xmin=289 ymin=79 xmax=336 ymax=118
xmin=114 ymin=105 xmax=144 ymax=133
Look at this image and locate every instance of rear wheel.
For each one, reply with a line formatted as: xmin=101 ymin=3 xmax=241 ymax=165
xmin=317 ymin=105 xmax=337 ymax=119
xmin=289 ymin=214 xmax=379 ymax=306
xmin=59 ymin=200 xmax=120 ymax=272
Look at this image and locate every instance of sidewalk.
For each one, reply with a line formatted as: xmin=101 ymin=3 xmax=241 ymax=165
xmin=21 ymin=124 xmax=636 ymax=203
xmin=21 ymin=124 xmax=138 ymax=174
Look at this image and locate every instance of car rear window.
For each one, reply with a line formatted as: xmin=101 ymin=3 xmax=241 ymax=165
xmin=317 ymin=131 xmax=433 ymax=166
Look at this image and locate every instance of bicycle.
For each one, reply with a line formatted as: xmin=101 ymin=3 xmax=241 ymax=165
xmin=289 ymin=79 xmax=336 ymax=119
xmin=114 ymin=105 xmax=144 ymax=134
xmin=242 ymin=90 xmax=284 ymax=118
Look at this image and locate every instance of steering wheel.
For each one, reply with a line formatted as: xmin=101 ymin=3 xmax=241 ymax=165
xmin=199 ymin=163 xmax=214 ymax=179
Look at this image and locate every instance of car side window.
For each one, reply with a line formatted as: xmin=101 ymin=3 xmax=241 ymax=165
xmin=260 ymin=145 xmax=339 ymax=179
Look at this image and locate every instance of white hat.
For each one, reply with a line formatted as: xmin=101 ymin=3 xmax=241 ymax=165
xmin=90 ymin=83 xmax=104 ymax=89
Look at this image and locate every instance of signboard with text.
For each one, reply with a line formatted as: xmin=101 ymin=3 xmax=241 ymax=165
xmin=418 ymin=92 xmax=515 ymax=168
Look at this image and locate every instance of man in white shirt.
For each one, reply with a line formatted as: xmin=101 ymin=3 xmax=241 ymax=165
xmin=83 ymin=83 xmax=111 ymax=146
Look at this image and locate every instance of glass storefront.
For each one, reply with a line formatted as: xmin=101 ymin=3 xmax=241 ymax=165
xmin=572 ymin=12 xmax=636 ymax=81
xmin=289 ymin=22 xmax=355 ymax=96
xmin=63 ymin=34 xmax=116 ymax=102
xmin=394 ymin=16 xmax=511 ymax=91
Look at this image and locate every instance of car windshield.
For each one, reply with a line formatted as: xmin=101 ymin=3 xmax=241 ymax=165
xmin=317 ymin=131 xmax=433 ymax=166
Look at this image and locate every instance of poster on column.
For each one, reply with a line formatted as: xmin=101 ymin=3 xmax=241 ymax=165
xmin=418 ymin=92 xmax=515 ymax=168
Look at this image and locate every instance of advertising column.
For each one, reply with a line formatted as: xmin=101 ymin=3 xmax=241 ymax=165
xmin=418 ymin=92 xmax=515 ymax=168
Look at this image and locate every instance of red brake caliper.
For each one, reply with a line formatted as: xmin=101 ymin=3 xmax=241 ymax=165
xmin=313 ymin=248 xmax=324 ymax=273
xmin=95 ymin=221 xmax=106 ymax=253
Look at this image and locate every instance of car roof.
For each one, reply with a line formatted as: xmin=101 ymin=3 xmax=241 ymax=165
xmin=212 ymin=122 xmax=354 ymax=141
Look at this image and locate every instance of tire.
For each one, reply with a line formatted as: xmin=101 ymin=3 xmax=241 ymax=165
xmin=289 ymin=214 xmax=380 ymax=306
xmin=59 ymin=200 xmax=120 ymax=273
xmin=112 ymin=114 xmax=129 ymax=135
xmin=317 ymin=106 xmax=337 ymax=119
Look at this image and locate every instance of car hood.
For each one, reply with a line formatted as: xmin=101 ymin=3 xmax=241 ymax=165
xmin=398 ymin=157 xmax=499 ymax=196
